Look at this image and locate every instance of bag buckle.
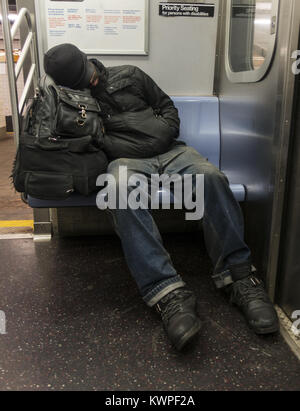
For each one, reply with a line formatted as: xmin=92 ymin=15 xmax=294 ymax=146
xmin=77 ymin=119 xmax=86 ymax=127
xmin=78 ymin=104 xmax=87 ymax=119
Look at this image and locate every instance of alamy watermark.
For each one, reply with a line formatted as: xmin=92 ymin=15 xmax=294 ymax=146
xmin=96 ymin=166 xmax=205 ymax=221
xmin=291 ymin=310 xmax=300 ymax=337
xmin=292 ymin=50 xmax=300 ymax=75
xmin=0 ymin=311 xmax=6 ymax=335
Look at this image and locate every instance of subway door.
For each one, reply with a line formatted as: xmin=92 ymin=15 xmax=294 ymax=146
xmin=215 ymin=0 xmax=299 ymax=302
xmin=276 ymin=36 xmax=300 ymax=319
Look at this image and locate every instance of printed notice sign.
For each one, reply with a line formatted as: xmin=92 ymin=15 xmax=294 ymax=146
xmin=159 ymin=2 xmax=215 ymax=18
xmin=42 ymin=0 xmax=149 ymax=55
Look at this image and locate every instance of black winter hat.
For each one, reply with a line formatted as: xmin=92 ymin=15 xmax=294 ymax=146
xmin=44 ymin=43 xmax=94 ymax=89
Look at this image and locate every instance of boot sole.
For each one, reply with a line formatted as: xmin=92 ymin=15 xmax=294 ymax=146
xmin=251 ymin=322 xmax=280 ymax=335
xmin=175 ymin=320 xmax=202 ymax=351
xmin=231 ymin=302 xmax=280 ymax=335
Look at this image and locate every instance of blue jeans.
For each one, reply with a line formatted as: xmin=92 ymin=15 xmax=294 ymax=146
xmin=106 ymin=145 xmax=252 ymax=306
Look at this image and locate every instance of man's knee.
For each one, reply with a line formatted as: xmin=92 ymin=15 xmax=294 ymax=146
xmin=107 ymin=158 xmax=132 ymax=177
xmin=202 ymin=165 xmax=229 ymax=186
xmin=106 ymin=159 xmax=151 ymax=208
xmin=179 ymin=147 xmax=228 ymax=183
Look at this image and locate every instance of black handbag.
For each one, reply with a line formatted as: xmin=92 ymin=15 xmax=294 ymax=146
xmin=28 ymin=75 xmax=104 ymax=144
xmin=51 ymin=83 xmax=104 ymax=140
xmin=12 ymin=75 xmax=108 ymax=200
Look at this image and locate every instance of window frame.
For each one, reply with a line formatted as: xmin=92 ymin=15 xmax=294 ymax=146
xmin=225 ymin=0 xmax=280 ymax=83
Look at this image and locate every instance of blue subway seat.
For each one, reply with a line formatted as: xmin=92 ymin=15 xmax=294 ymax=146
xmin=172 ymin=96 xmax=220 ymax=168
xmin=28 ymin=96 xmax=246 ymax=208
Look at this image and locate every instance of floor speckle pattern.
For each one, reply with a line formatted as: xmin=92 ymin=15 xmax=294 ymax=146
xmin=0 ymin=232 xmax=299 ymax=391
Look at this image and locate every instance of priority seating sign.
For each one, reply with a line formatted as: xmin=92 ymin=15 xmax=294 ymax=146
xmin=159 ymin=2 xmax=215 ymax=17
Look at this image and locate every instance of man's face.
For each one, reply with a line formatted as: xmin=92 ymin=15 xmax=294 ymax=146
xmin=89 ymin=63 xmax=100 ymax=88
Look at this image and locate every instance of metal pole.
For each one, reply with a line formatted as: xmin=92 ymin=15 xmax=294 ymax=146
xmin=0 ymin=0 xmax=20 ymax=146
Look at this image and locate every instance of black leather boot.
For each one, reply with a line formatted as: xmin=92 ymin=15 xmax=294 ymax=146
xmin=156 ymin=288 xmax=202 ymax=351
xmin=229 ymin=275 xmax=279 ymax=334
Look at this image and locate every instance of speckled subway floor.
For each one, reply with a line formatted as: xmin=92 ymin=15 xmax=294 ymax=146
xmin=0 ymin=232 xmax=299 ymax=391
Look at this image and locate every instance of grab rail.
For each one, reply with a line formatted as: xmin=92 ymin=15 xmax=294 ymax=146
xmin=0 ymin=0 xmax=40 ymax=146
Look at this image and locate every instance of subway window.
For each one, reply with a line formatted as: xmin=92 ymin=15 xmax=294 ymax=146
xmin=225 ymin=0 xmax=279 ymax=83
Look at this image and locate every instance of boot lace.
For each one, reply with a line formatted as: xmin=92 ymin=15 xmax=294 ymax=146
xmin=230 ymin=276 xmax=269 ymax=307
xmin=157 ymin=289 xmax=193 ymax=324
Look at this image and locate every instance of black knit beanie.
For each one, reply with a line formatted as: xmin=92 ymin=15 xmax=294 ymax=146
xmin=44 ymin=43 xmax=94 ymax=89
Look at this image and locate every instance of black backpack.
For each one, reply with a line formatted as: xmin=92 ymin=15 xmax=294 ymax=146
xmin=12 ymin=75 xmax=108 ymax=200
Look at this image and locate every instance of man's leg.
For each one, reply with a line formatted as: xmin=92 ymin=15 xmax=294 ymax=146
xmin=159 ymin=145 xmax=251 ymax=281
xmin=159 ymin=145 xmax=279 ymax=334
xmin=106 ymin=157 xmax=201 ymax=350
xmin=106 ymin=157 xmax=184 ymax=302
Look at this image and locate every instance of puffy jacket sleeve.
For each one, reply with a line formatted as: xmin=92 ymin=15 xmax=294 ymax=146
xmin=133 ymin=67 xmax=180 ymax=138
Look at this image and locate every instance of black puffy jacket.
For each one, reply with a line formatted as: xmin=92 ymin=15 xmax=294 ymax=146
xmin=90 ymin=60 xmax=182 ymax=159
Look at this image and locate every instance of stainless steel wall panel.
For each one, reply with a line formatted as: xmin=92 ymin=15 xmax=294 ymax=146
xmin=277 ymin=54 xmax=300 ymax=317
xmin=215 ymin=0 xmax=298 ymax=302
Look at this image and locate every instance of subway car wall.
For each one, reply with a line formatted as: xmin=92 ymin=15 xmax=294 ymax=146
xmin=216 ymin=0 xmax=300 ymax=315
xmin=277 ymin=31 xmax=300 ymax=318
xmin=14 ymin=0 xmax=299 ymax=319
xmin=33 ymin=0 xmax=220 ymax=96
